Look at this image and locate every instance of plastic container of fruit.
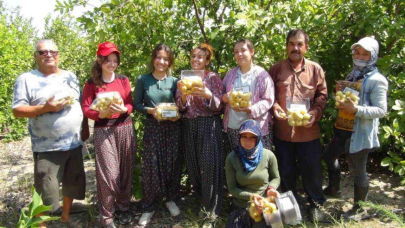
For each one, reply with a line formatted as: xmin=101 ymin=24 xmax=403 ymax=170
xmin=53 ymin=91 xmax=75 ymax=105
xmin=275 ymin=191 xmax=302 ymax=225
xmin=229 ymin=87 xmax=252 ymax=109
xmin=263 ymin=207 xmax=283 ymax=228
xmin=180 ymin=70 xmax=205 ymax=94
xmin=155 ymin=103 xmax=179 ymax=121
xmin=286 ymin=97 xmax=311 ymax=126
xmin=334 ymin=81 xmax=361 ymax=108
xmin=90 ymin=91 xmax=123 ymax=111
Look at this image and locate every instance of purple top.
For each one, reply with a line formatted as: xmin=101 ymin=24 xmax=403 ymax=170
xmin=223 ymin=66 xmax=275 ymax=136
xmin=176 ymin=71 xmax=224 ymax=118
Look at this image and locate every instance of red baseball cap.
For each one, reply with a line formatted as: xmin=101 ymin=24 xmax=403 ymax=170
xmin=96 ymin=42 xmax=121 ymax=56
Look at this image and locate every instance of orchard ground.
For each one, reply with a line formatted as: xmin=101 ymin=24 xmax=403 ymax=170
xmin=1 ymin=133 xmax=404 ymax=228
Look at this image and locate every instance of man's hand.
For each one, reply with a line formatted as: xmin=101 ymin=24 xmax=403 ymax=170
xmin=274 ymin=107 xmax=287 ymax=120
xmin=81 ymin=117 xmax=90 ymax=141
xmin=303 ymin=110 xmax=317 ymax=128
xmin=266 ymin=188 xmax=280 ymax=198
xmin=43 ymin=95 xmax=68 ymax=113
xmin=233 ymin=106 xmax=251 ymax=114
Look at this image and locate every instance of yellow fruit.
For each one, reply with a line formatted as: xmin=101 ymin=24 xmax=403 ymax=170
xmin=336 ymin=91 xmax=343 ymax=96
xmin=192 ymin=87 xmax=199 ymax=92
xmin=193 ymin=80 xmax=203 ymax=87
xmin=335 ymin=95 xmax=341 ymax=101
xmin=350 ymin=94 xmax=358 ymax=101
xmin=268 ymin=203 xmax=277 ymax=211
xmin=240 ymin=101 xmax=248 ymax=108
xmin=303 ymin=119 xmax=309 ymax=125
xmin=293 ymin=112 xmax=304 ymax=120
xmin=279 ymin=112 xmax=286 ymax=118
xmin=345 ymin=91 xmax=352 ymax=96
xmin=296 ymin=120 xmax=303 ymax=126
xmin=335 ymin=101 xmax=340 ymax=107
xmin=300 ymin=110 xmax=306 ymax=115
xmin=236 ymin=97 xmax=242 ymax=103
xmin=181 ymin=86 xmax=188 ymax=93
xmin=288 ymin=119 xmax=295 ymax=126
xmin=287 ymin=110 xmax=293 ymax=115
xmin=303 ymin=113 xmax=311 ymax=120
xmin=99 ymin=98 xmax=105 ymax=103
xmin=243 ymin=93 xmax=251 ymax=101
xmin=234 ymin=103 xmax=240 ymax=108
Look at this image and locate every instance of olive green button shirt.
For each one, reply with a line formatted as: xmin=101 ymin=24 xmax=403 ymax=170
xmin=134 ymin=73 xmax=179 ymax=115
xmin=225 ymin=148 xmax=280 ymax=208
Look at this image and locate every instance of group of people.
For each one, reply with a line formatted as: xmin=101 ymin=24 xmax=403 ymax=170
xmin=11 ymin=28 xmax=388 ymax=228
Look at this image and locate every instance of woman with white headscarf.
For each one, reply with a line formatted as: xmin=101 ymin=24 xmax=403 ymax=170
xmin=323 ymin=37 xmax=388 ymax=220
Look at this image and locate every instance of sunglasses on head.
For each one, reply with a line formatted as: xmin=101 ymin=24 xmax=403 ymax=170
xmin=36 ymin=50 xmax=59 ymax=57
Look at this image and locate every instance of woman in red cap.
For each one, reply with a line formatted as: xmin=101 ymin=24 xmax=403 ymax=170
xmin=82 ymin=42 xmax=136 ymax=227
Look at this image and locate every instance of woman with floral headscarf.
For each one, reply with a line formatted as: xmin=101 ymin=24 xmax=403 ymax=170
xmin=225 ymin=119 xmax=280 ymax=228
xmin=323 ymin=37 xmax=388 ymax=220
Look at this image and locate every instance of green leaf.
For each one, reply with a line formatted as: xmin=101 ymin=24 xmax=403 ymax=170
xmin=381 ymin=157 xmax=392 ymax=167
xmin=28 ymin=215 xmax=60 ymax=226
xmin=31 ymin=204 xmax=54 ymax=218
xmin=28 ymin=186 xmax=42 ymax=218
xmin=100 ymin=7 xmax=111 ymax=14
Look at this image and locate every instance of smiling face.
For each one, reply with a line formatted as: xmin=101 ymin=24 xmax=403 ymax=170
xmin=100 ymin=53 xmax=119 ymax=76
xmin=153 ymin=50 xmax=170 ymax=73
xmin=353 ymin=47 xmax=371 ymax=61
xmin=240 ymin=132 xmax=258 ymax=150
xmin=286 ymin=34 xmax=308 ymax=64
xmin=233 ymin=42 xmax=254 ymax=68
xmin=34 ymin=42 xmax=59 ymax=72
xmin=190 ymin=48 xmax=209 ymax=70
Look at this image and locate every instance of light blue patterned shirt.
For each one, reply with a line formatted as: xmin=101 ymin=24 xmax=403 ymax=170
xmin=12 ymin=69 xmax=83 ymax=152
xmin=350 ymin=69 xmax=388 ymax=153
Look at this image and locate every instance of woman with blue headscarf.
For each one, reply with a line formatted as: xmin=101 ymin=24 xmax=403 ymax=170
xmin=323 ymin=37 xmax=388 ymax=220
xmin=225 ymin=119 xmax=280 ymax=227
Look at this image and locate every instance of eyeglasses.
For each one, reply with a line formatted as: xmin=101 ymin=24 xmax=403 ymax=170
xmin=36 ymin=50 xmax=59 ymax=57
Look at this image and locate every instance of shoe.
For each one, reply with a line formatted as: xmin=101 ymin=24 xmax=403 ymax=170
xmin=104 ymin=221 xmax=116 ymax=228
xmin=310 ymin=208 xmax=326 ymax=222
xmin=342 ymin=205 xmax=367 ymax=221
xmin=115 ymin=210 xmax=132 ymax=225
xmin=165 ymin=201 xmax=181 ymax=216
xmin=323 ymin=186 xmax=342 ymax=198
xmin=138 ymin=211 xmax=155 ymax=226
xmin=342 ymin=184 xmax=368 ymax=221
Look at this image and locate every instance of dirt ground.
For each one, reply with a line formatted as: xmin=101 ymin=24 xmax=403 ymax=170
xmin=0 ymin=136 xmax=404 ymax=228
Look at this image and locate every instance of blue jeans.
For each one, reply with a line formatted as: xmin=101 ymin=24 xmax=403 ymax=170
xmin=273 ymin=137 xmax=326 ymax=207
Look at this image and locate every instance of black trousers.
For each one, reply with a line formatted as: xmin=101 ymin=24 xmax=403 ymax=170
xmin=273 ymin=137 xmax=326 ymax=207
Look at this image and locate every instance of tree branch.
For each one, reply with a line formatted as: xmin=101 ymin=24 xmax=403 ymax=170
xmin=192 ymin=0 xmax=209 ymax=43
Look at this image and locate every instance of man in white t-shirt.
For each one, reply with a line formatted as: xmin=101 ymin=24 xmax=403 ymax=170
xmin=12 ymin=39 xmax=89 ymax=227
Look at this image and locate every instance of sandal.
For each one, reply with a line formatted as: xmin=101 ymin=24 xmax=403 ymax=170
xmin=115 ymin=210 xmax=132 ymax=225
xmin=64 ymin=217 xmax=85 ymax=228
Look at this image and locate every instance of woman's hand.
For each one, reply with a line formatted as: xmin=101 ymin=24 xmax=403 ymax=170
xmin=98 ymin=109 xmax=112 ymax=119
xmin=222 ymin=92 xmax=231 ymax=103
xmin=339 ymin=98 xmax=358 ymax=114
xmin=251 ymin=195 xmax=264 ymax=212
xmin=266 ymin=188 xmax=280 ymax=198
xmin=190 ymin=87 xmax=212 ymax=100
xmin=147 ymin=107 xmax=160 ymax=120
xmin=109 ymin=102 xmax=128 ymax=115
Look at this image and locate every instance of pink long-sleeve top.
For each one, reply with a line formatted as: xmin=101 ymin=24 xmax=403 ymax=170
xmin=222 ymin=66 xmax=275 ymax=136
xmin=176 ymin=71 xmax=224 ymax=118
xmin=82 ymin=74 xmax=133 ymax=126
